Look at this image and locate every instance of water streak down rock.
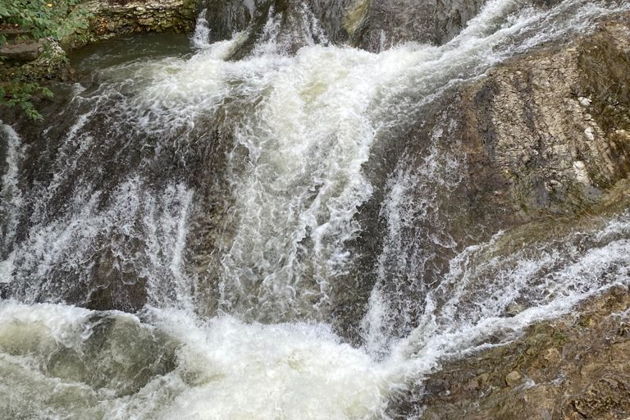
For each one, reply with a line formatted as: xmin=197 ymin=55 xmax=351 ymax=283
xmin=334 ymin=11 xmax=630 ymax=345
xmin=0 ymin=0 xmax=629 ymax=418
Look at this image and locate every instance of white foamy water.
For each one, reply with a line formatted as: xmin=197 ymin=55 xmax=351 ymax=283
xmin=0 ymin=213 xmax=627 ymax=419
xmin=0 ymin=302 xmax=395 ymax=419
xmin=191 ymin=8 xmax=212 ymax=49
xmin=1 ymin=0 xmax=629 ymax=417
xmin=0 ymin=123 xmax=23 ymax=280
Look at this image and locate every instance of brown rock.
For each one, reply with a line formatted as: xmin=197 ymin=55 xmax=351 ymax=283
xmin=543 ymin=347 xmax=561 ymax=364
xmin=506 ymin=371 xmax=523 ymax=387
xmin=413 ymin=287 xmax=630 ymax=420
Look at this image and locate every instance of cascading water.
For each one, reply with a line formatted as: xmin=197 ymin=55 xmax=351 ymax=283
xmin=1 ymin=0 xmax=629 ymax=418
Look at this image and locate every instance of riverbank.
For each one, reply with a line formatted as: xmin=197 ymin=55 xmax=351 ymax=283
xmin=0 ymin=0 xmax=197 ymax=117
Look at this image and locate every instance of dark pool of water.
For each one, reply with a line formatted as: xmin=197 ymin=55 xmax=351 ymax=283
xmin=69 ymin=32 xmax=194 ymax=76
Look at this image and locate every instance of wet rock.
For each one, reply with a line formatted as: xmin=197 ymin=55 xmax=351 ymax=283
xmin=202 ymin=0 xmax=353 ymax=46
xmin=164 ymin=0 xmax=488 ymax=54
xmin=202 ymin=0 xmax=270 ymax=42
xmin=201 ymin=0 xmax=487 ymax=57
xmin=198 ymin=0 xmax=505 ymax=54
xmin=342 ymin=0 xmax=568 ymax=51
xmin=455 ymin=13 xmax=630 ymax=221
xmin=411 ymin=286 xmax=630 ymax=419
xmin=424 ymin=378 xmax=450 ymax=395
xmin=346 ymin=13 xmax=630 ymax=343
xmin=212 ymin=0 xmax=352 ymax=59
xmin=84 ymin=260 xmax=149 ymax=313
xmin=506 ymin=302 xmax=526 ymax=317
xmin=348 ymin=0 xmax=487 ymax=51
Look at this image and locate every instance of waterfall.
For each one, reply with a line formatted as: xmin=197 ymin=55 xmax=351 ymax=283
xmin=191 ymin=8 xmax=212 ymax=49
xmin=1 ymin=0 xmax=629 ymax=418
xmin=0 ymin=124 xmax=23 ymax=283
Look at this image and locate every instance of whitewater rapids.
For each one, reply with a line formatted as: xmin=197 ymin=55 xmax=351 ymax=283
xmin=1 ymin=0 xmax=629 ymax=418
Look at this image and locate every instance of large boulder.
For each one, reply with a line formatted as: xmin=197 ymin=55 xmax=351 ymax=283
xmin=346 ymin=0 xmax=486 ymax=51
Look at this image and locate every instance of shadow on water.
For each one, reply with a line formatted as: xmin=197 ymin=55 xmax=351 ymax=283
xmin=69 ymin=32 xmax=194 ymax=77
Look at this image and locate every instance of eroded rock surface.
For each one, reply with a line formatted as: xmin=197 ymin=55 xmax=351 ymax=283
xmin=347 ymin=0 xmax=486 ymax=51
xmin=201 ymin=0 xmax=488 ymax=57
xmin=459 ymin=14 xmax=630 ymax=221
xmin=414 ymin=286 xmax=630 ymax=419
xmin=336 ymin=12 xmax=630 ymax=343
xmin=359 ymin=15 xmax=630 ymax=416
xmin=82 ymin=0 xmax=197 ymax=44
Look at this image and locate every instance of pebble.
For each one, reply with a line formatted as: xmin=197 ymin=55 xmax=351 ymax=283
xmin=584 ymin=127 xmax=596 ymax=141
xmin=506 ymin=370 xmax=522 ymax=386
xmin=578 ymin=97 xmax=592 ymax=107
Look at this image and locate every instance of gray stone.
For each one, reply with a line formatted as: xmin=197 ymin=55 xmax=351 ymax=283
xmin=0 ymin=40 xmax=43 ymax=62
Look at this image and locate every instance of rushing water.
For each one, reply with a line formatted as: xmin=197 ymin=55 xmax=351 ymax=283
xmin=1 ymin=0 xmax=629 ymax=418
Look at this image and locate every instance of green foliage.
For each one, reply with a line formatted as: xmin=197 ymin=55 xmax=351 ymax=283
xmin=0 ymin=0 xmax=89 ymax=40
xmin=1 ymin=0 xmax=90 ymax=119
xmin=0 ymin=82 xmax=53 ymax=120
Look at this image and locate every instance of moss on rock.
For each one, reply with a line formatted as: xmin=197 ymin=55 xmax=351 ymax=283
xmin=66 ymin=0 xmax=197 ymax=49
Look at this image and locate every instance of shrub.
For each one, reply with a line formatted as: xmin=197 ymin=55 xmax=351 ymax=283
xmin=1 ymin=0 xmax=90 ymax=119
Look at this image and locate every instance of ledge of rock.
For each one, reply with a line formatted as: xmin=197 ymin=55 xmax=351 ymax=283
xmin=0 ymin=39 xmax=69 ymax=82
xmin=410 ymin=286 xmax=630 ymax=419
xmin=0 ymin=40 xmax=44 ymax=63
xmin=459 ymin=13 xmax=630 ymax=222
xmin=69 ymin=0 xmax=198 ymax=47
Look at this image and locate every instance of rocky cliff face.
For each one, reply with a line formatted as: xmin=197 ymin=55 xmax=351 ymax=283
xmin=333 ymin=12 xmax=630 ymax=344
xmin=201 ymin=0 xmax=489 ymax=57
xmin=80 ymin=0 xmax=198 ymax=45
xmin=460 ymin=14 xmax=630 ymax=222
xmin=395 ymin=12 xmax=630 ymax=230
xmin=369 ymin=13 xmax=630 ymax=418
